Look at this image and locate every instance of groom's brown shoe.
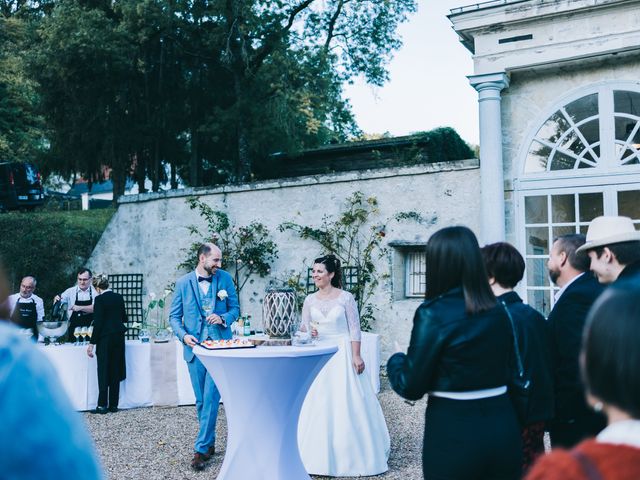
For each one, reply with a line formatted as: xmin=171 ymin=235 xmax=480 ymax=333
xmin=191 ymin=453 xmax=206 ymax=471
xmin=202 ymin=446 xmax=215 ymax=461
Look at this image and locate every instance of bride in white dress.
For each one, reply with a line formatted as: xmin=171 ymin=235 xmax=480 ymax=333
xmin=298 ymin=255 xmax=390 ymax=477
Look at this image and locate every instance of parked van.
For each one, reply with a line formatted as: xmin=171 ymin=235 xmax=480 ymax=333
xmin=0 ymin=162 xmax=45 ymax=211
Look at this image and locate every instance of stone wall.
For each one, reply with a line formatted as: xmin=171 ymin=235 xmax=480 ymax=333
xmin=89 ymin=160 xmax=480 ymax=360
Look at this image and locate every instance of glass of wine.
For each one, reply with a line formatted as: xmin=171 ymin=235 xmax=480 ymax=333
xmin=73 ymin=327 xmax=82 ymax=346
xmin=80 ymin=326 xmax=89 ymax=345
xmin=87 ymin=325 xmax=94 ymax=343
xmin=202 ymin=299 xmax=213 ymax=319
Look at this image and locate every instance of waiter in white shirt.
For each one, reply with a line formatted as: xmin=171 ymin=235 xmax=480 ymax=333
xmin=54 ymin=267 xmax=97 ymax=342
xmin=8 ymin=276 xmax=44 ymax=339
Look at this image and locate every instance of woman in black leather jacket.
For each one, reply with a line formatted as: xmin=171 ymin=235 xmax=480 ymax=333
xmin=387 ymin=226 xmax=522 ymax=480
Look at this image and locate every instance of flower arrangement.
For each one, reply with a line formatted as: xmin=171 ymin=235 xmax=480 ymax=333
xmin=132 ymin=289 xmax=173 ymax=340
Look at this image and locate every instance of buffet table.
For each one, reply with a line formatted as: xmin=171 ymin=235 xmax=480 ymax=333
xmin=38 ymin=340 xmax=195 ymax=411
xmin=195 ymin=344 xmax=338 ymax=480
xmin=38 ymin=333 xmax=380 ymax=412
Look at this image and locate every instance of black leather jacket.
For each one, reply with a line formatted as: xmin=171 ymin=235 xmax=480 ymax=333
xmin=387 ymin=288 xmax=511 ymax=401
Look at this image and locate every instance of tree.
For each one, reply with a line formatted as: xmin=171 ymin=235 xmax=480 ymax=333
xmin=0 ymin=15 xmax=46 ymax=164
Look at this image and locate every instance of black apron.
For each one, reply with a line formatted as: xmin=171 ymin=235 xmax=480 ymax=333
xmin=68 ymin=288 xmax=94 ymax=342
xmin=10 ymin=298 xmax=38 ymax=340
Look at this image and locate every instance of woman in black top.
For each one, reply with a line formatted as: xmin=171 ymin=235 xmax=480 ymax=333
xmin=482 ymin=242 xmax=554 ymax=474
xmin=387 ymin=226 xmax=522 ymax=480
xmin=87 ymin=274 xmax=127 ymax=414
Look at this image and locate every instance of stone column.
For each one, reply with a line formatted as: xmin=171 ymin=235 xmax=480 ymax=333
xmin=468 ymin=72 xmax=509 ymax=244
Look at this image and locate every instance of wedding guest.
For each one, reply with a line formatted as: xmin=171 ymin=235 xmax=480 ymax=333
xmin=55 ymin=267 xmax=98 ymax=342
xmin=0 ymin=266 xmax=103 ymax=479
xmin=547 ymin=234 xmax=606 ymax=448
xmin=482 ymin=242 xmax=554 ymax=473
xmin=388 ymin=226 xmax=521 ymax=480
xmin=7 ymin=275 xmax=44 ymax=340
xmin=298 ymin=254 xmax=390 ymax=477
xmin=87 ymin=274 xmax=127 ymax=414
xmin=576 ymin=216 xmax=640 ymax=286
xmin=526 ymin=286 xmax=640 ymax=479
xmin=169 ymin=243 xmax=240 ymax=471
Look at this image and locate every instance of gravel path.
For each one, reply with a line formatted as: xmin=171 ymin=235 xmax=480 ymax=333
xmin=84 ymin=376 xmax=425 ymax=480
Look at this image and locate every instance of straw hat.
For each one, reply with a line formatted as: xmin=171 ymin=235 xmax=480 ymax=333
xmin=576 ymin=216 xmax=640 ymax=253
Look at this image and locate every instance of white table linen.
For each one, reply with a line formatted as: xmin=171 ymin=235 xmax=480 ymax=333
xmin=195 ymin=344 xmax=338 ymax=480
xmin=38 ymin=340 xmax=194 ymax=411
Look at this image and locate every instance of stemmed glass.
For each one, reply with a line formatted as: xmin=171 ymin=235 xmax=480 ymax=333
xmin=80 ymin=326 xmax=89 ymax=345
xmin=202 ymin=298 xmax=213 ymax=319
xmin=87 ymin=325 xmax=94 ymax=343
xmin=73 ymin=327 xmax=82 ymax=346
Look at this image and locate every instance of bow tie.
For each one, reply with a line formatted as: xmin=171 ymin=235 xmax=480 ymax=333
xmin=198 ymin=276 xmax=212 ymax=283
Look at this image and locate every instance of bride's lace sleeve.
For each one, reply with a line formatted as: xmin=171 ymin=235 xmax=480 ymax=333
xmin=344 ymin=292 xmax=361 ymax=342
xmin=301 ymin=295 xmax=312 ymax=332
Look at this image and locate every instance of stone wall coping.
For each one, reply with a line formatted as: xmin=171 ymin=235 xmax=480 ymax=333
xmin=118 ymin=159 xmax=479 ymax=205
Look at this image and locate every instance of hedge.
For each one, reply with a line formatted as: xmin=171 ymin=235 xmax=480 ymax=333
xmin=0 ymin=209 xmax=114 ymax=316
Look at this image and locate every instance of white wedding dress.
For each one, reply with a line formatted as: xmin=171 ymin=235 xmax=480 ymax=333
xmin=298 ymin=290 xmax=390 ymax=477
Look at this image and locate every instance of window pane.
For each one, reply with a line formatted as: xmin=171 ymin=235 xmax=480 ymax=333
xmin=565 ymin=93 xmax=598 ymax=123
xmin=550 ymin=151 xmax=578 ymax=170
xmin=536 ymin=111 xmax=570 ymax=143
xmin=576 ymin=119 xmax=600 ymax=150
xmin=525 ymin=196 xmax=548 ymax=224
xmin=552 ymin=195 xmax=575 ymax=223
xmin=525 ymin=141 xmax=551 ymax=173
xmin=527 ymin=289 xmax=551 ymax=317
xmin=526 ymin=227 xmax=549 ymax=255
xmin=406 ymin=251 xmax=427 ymax=297
xmin=552 ymin=225 xmax=576 ymax=241
xmin=613 ymin=91 xmax=640 ymax=116
xmin=615 ymin=116 xmax=638 ymax=142
xmin=618 ymin=190 xmax=640 ymax=221
xmin=578 ymin=193 xmax=604 ymax=222
xmin=526 ymin=258 xmax=549 ymax=287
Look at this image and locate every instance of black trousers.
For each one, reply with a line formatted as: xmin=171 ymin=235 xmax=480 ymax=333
xmin=423 ymin=394 xmax=522 ymax=480
xmin=96 ymin=334 xmax=126 ymax=408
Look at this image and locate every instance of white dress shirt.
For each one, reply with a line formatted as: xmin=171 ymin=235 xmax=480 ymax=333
xmin=7 ymin=293 xmax=45 ymax=322
xmin=59 ymin=285 xmax=98 ymax=316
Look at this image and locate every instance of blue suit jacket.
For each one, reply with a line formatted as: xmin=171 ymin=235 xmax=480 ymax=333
xmin=169 ymin=269 xmax=240 ymax=362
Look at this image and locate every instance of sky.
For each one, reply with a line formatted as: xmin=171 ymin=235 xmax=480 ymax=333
xmin=344 ymin=0 xmax=479 ymax=145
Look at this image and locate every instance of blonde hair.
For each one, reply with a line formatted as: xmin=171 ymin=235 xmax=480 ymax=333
xmin=92 ymin=274 xmax=109 ymax=290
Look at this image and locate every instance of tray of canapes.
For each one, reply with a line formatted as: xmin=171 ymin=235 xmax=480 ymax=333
xmin=199 ymin=338 xmax=256 ymax=350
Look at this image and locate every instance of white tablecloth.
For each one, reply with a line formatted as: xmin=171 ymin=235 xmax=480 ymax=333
xmin=195 ymin=344 xmax=338 ymax=480
xmin=38 ymin=340 xmax=195 ymax=411
xmin=38 ymin=333 xmax=379 ymax=411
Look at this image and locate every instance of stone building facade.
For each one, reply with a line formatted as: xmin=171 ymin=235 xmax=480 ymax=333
xmin=450 ymin=0 xmax=640 ymax=315
xmin=89 ymin=160 xmax=479 ymax=358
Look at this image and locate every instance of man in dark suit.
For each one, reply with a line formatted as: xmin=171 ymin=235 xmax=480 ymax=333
xmin=546 ymin=234 xmax=606 ymax=448
xmin=169 ymin=243 xmax=239 ymax=471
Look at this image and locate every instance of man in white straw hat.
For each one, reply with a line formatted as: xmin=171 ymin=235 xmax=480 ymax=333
xmin=576 ymin=216 xmax=640 ymax=285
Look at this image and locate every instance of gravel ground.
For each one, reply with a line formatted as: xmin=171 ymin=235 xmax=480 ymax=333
xmin=84 ymin=375 xmax=426 ymax=480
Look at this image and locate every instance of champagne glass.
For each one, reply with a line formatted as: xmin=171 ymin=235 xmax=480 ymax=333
xmin=310 ymin=320 xmax=319 ymax=340
xmin=81 ymin=327 xmax=89 ymax=345
xmin=202 ymin=299 xmax=213 ymax=319
xmin=87 ymin=325 xmax=94 ymax=343
xmin=73 ymin=327 xmax=82 ymax=346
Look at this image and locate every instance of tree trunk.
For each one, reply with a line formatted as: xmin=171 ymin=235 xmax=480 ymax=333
xmin=234 ymin=78 xmax=251 ymax=181
xmin=189 ymin=126 xmax=200 ymax=187
xmin=135 ymin=149 xmax=147 ymax=193
xmin=111 ymin=164 xmax=126 ymax=207
xmin=170 ymin=161 xmax=177 ymax=190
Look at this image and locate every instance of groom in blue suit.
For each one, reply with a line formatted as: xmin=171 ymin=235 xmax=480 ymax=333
xmin=169 ymin=242 xmax=240 ymax=471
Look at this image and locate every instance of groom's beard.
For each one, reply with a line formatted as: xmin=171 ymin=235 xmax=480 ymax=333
xmin=204 ymin=265 xmax=217 ymax=276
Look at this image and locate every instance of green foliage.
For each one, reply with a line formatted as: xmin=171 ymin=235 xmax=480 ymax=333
xmin=279 ymin=192 xmax=387 ymax=331
xmin=181 ymin=197 xmax=279 ymax=306
xmin=3 ymin=0 xmax=416 ymax=189
xmin=0 ymin=209 xmax=115 ymax=315
xmin=411 ymin=127 xmax=476 ymax=162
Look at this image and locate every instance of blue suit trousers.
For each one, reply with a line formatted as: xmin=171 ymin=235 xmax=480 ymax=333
xmin=186 ymin=355 xmax=221 ymax=454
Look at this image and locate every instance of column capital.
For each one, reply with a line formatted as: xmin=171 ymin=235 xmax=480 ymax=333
xmin=467 ymin=72 xmax=510 ymax=91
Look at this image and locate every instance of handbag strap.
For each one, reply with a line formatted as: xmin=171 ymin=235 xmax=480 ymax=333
xmin=500 ymin=300 xmax=525 ymax=378
xmin=571 ymin=450 xmax=603 ymax=480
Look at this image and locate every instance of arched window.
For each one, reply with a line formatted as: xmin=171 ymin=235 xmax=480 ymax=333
xmin=516 ymin=84 xmax=640 ymax=315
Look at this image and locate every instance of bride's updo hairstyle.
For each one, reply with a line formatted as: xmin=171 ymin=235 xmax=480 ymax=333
xmin=314 ymin=254 xmax=343 ymax=289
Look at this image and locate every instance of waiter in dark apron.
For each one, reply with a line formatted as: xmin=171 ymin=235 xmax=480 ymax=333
xmin=8 ymin=276 xmax=44 ymax=340
xmin=54 ymin=268 xmax=96 ymax=342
